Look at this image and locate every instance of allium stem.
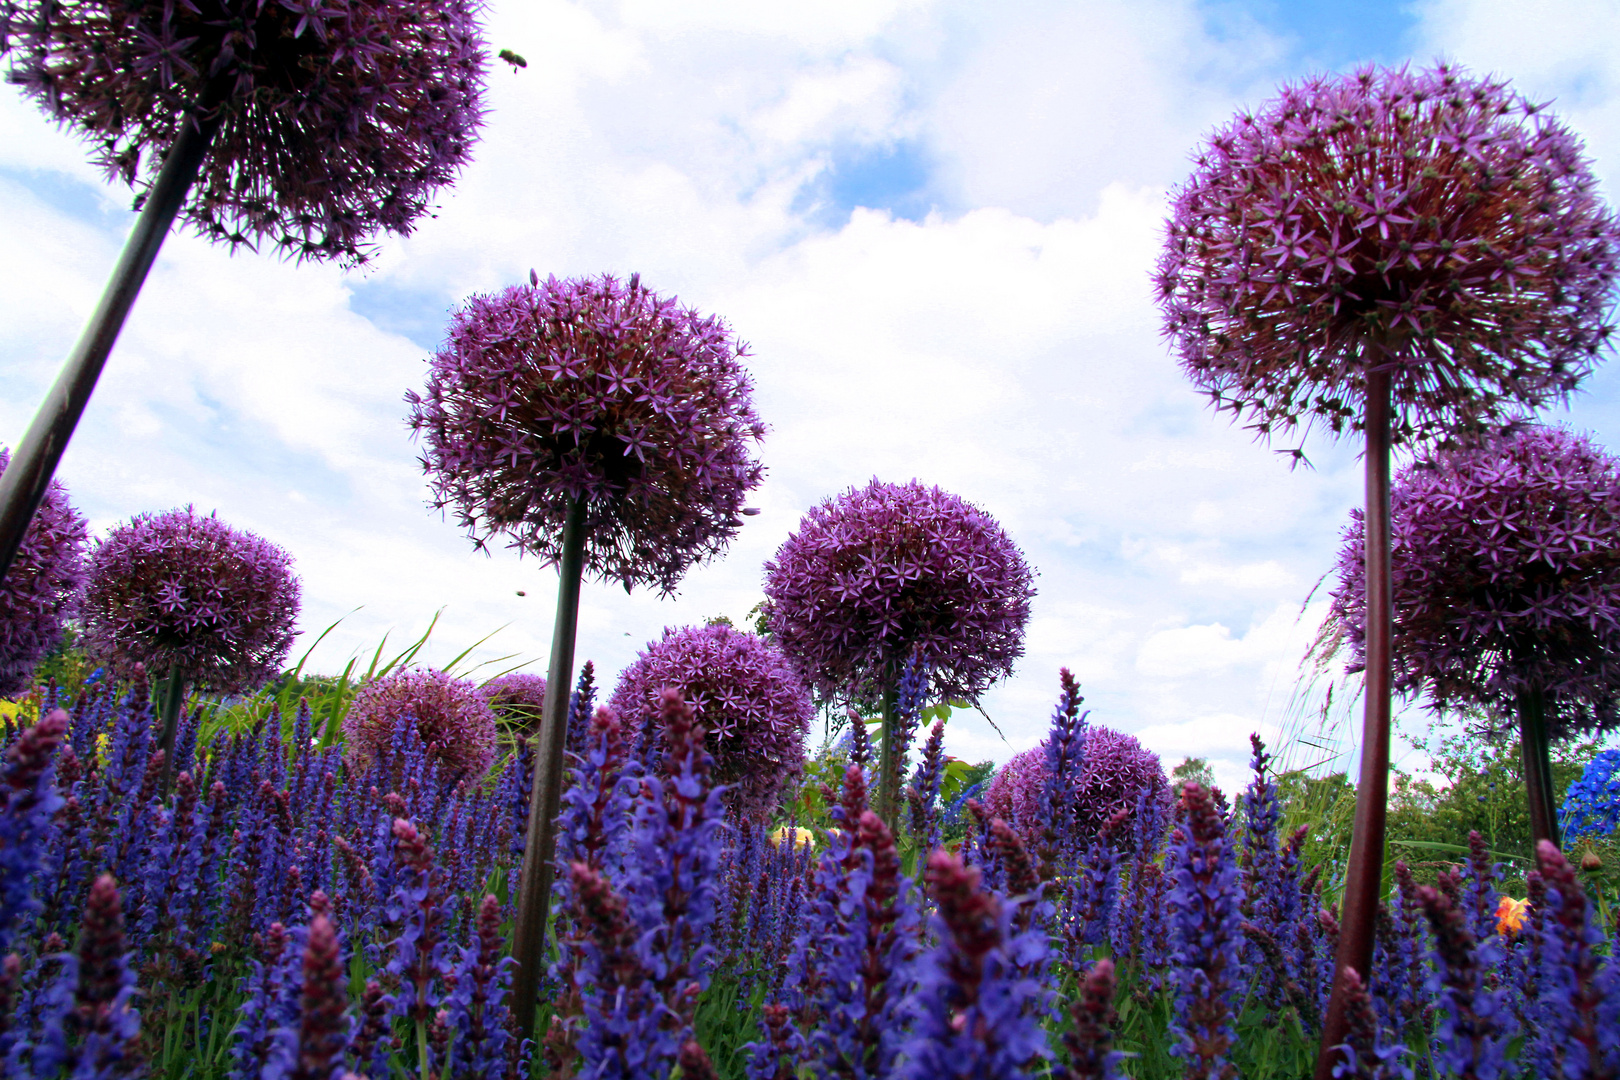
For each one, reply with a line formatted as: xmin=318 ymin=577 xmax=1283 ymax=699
xmin=1517 ymin=687 xmax=1559 ymax=848
xmin=1318 ymin=365 xmax=1394 ymax=1080
xmin=878 ymin=685 xmax=899 ymax=832
xmin=511 ymin=492 xmax=587 ymax=1039
xmin=0 ymin=84 xmax=223 ymax=586
xmin=156 ymin=663 xmax=186 ymax=794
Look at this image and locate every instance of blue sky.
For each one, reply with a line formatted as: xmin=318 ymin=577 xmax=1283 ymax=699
xmin=3 ymin=0 xmax=1619 ymax=790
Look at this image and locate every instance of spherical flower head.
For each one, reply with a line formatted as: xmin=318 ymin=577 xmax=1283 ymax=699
xmin=408 ymin=273 xmax=766 ymax=595
xmin=342 ymin=667 xmax=497 ymax=782
xmin=984 ymin=725 xmax=1168 ymax=843
xmin=479 ymin=672 xmax=547 ymax=735
xmin=1157 ymin=63 xmax=1620 ymax=446
xmin=762 ymin=478 xmax=1036 ymax=704
xmin=0 ymin=448 xmax=88 ymax=696
xmin=82 ymin=506 xmax=299 ymax=694
xmin=1329 ymin=425 xmax=1620 ymax=739
xmin=3 ymin=0 xmax=488 ymax=265
xmin=608 ymin=623 xmax=812 ymax=821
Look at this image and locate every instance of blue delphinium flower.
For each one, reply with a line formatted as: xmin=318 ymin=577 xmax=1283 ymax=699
xmin=1164 ymin=782 xmax=1244 ymax=1078
xmin=1560 ymin=748 xmax=1620 ymax=842
xmin=902 ymin=849 xmax=1051 ymax=1080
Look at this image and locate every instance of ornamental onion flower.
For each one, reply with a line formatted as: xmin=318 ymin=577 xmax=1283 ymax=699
xmin=1157 ymin=65 xmax=1620 ymax=1072
xmin=0 ymin=0 xmax=489 ymax=593
xmin=479 ymin=672 xmax=548 ymax=736
xmin=0 ymin=450 xmax=87 ymax=697
xmin=83 ymin=507 xmax=299 ymax=780
xmin=410 ymin=271 xmax=767 ymax=1036
xmin=610 ymin=623 xmax=812 ymax=822
xmin=764 ymin=478 xmax=1034 ymax=825
xmin=983 ymin=725 xmax=1167 ymax=850
xmin=342 ymin=668 xmax=498 ymax=785
xmin=1330 ymin=425 xmax=1620 ymax=848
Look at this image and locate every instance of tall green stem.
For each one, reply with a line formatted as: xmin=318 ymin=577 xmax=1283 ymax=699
xmin=1316 ymin=367 xmax=1394 ymax=1080
xmin=156 ymin=662 xmax=187 ymax=793
xmin=1518 ymin=686 xmax=1559 ymax=850
xmin=0 ymin=87 xmax=224 ymax=586
xmin=878 ymin=686 xmax=899 ymax=832
xmin=509 ymin=495 xmax=588 ymax=1040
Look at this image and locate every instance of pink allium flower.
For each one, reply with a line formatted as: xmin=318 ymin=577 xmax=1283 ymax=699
xmin=82 ymin=507 xmax=298 ymax=694
xmin=1330 ymin=425 xmax=1620 ymax=740
xmin=0 ymin=449 xmax=88 ymax=696
xmin=407 ymin=273 xmax=766 ymax=595
xmin=609 ymin=623 xmax=812 ymax=821
xmin=1157 ymin=64 xmax=1620 ymax=447
xmin=480 ymin=672 xmax=547 ymax=734
xmin=763 ymin=479 xmax=1035 ymax=704
xmin=343 ymin=667 xmax=498 ymax=782
xmin=3 ymin=0 xmax=488 ymax=265
xmin=983 ymin=725 xmax=1168 ymax=844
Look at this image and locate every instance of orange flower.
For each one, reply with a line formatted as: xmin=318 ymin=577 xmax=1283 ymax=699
xmin=1496 ymin=896 xmax=1529 ymax=936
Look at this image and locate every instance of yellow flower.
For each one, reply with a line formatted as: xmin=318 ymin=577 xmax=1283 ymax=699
xmin=770 ymin=825 xmax=815 ymax=850
xmin=95 ymin=732 xmax=112 ymax=766
xmin=1496 ymin=895 xmax=1529 ymax=936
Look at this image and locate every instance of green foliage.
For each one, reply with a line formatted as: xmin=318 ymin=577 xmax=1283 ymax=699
xmin=1169 ymin=756 xmax=1215 ymax=790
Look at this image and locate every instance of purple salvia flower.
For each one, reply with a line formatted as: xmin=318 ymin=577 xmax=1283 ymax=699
xmin=232 ymin=921 xmax=294 ymax=1076
xmin=0 ymin=708 xmax=67 ymax=953
xmin=444 ymin=895 xmax=514 ymax=1080
xmin=1418 ymin=882 xmax=1516 ymax=1080
xmin=1527 ymin=840 xmax=1618 ymax=1079
xmin=610 ymin=624 xmax=812 ymax=821
xmin=569 ymin=859 xmax=657 ymax=1079
xmin=906 ymin=718 xmax=948 ymax=854
xmin=40 ymin=874 xmax=142 ymax=1078
xmin=0 ymin=450 xmax=87 ymax=697
xmin=82 ymin=507 xmax=300 ymax=695
xmin=385 ymin=818 xmax=452 ymax=1046
xmin=1061 ymin=808 xmax=1128 ymax=963
xmin=1330 ymin=967 xmax=1413 ymax=1080
xmin=5 ymin=0 xmax=488 ymax=266
xmin=1165 ymin=782 xmax=1244 ymax=1079
xmin=1057 ymin=958 xmax=1126 ymax=1080
xmin=1460 ymin=831 xmax=1502 ymax=944
xmin=1383 ymin=861 xmax=1428 ymax=1037
xmin=764 ymin=478 xmax=1034 ymax=706
xmin=288 ymin=912 xmax=349 ymax=1080
xmin=1035 ymin=668 xmax=1087 ymax=874
xmin=408 ymin=272 xmax=766 ymax=596
xmin=901 ymin=849 xmax=1051 ymax=1080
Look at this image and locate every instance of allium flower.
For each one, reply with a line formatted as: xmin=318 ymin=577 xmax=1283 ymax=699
xmin=0 ymin=450 xmax=87 ymax=697
xmin=342 ymin=668 xmax=498 ymax=783
xmin=1331 ymin=425 xmax=1620 ymax=740
xmin=82 ymin=507 xmax=300 ymax=694
xmin=408 ymin=272 xmax=766 ymax=595
xmin=1157 ymin=63 xmax=1620 ymax=446
xmin=984 ymin=725 xmax=1168 ymax=847
xmin=3 ymin=0 xmax=488 ymax=265
xmin=764 ymin=479 xmax=1034 ymax=704
xmin=480 ymin=672 xmax=547 ymax=735
xmin=610 ymin=624 xmax=811 ymax=821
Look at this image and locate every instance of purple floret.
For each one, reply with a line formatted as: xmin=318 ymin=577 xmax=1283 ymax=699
xmin=343 ymin=668 xmax=498 ymax=784
xmin=408 ymin=273 xmax=766 ymax=595
xmin=1329 ymin=425 xmax=1620 ymax=740
xmin=610 ymin=623 xmax=812 ymax=821
xmin=763 ymin=478 xmax=1035 ymax=704
xmin=984 ymin=725 xmax=1168 ymax=847
xmin=0 ymin=449 xmax=88 ymax=697
xmin=82 ymin=506 xmax=300 ymax=695
xmin=1156 ymin=63 xmax=1620 ymax=448
xmin=3 ymin=0 xmax=488 ymax=265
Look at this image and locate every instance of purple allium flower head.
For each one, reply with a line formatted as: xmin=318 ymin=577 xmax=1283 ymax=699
xmin=3 ymin=0 xmax=487 ymax=266
xmin=610 ymin=624 xmax=812 ymax=821
xmin=763 ymin=478 xmax=1035 ymax=704
xmin=984 ymin=725 xmax=1168 ymax=846
xmin=342 ymin=668 xmax=498 ymax=783
xmin=0 ymin=449 xmax=87 ymax=697
xmin=82 ymin=507 xmax=299 ymax=694
xmin=1330 ymin=425 xmax=1620 ymax=739
xmin=1156 ymin=64 xmax=1620 ymax=447
xmin=479 ymin=672 xmax=547 ymax=735
xmin=408 ymin=273 xmax=766 ymax=595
